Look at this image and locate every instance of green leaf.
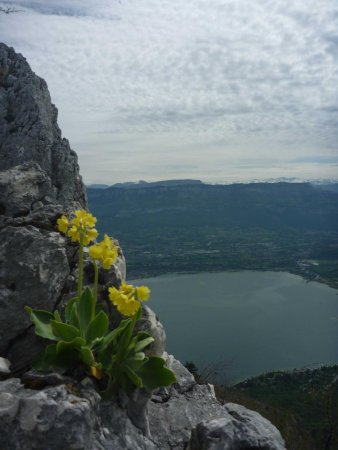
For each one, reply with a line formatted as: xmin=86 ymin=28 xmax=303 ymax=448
xmin=135 ymin=331 xmax=152 ymax=341
xmin=85 ymin=311 xmax=109 ymax=345
xmin=124 ymin=365 xmax=143 ymax=388
xmin=131 ymin=352 xmax=146 ymax=361
xmin=56 ymin=337 xmax=85 ymax=354
xmin=32 ymin=347 xmax=54 ymax=371
xmin=127 ymin=335 xmax=138 ymax=352
xmin=43 ymin=344 xmax=58 ymax=367
xmin=134 ymin=337 xmax=154 ymax=353
xmin=102 ymin=318 xmax=130 ymax=347
xmin=25 ymin=307 xmax=57 ymax=341
xmin=90 ymin=337 xmax=105 ymax=350
xmin=34 ymin=343 xmax=79 ymax=371
xmin=69 ymin=302 xmax=80 ymax=328
xmin=115 ymin=317 xmax=136 ymax=360
xmin=78 ymin=287 xmax=95 ymax=335
xmin=65 ymin=297 xmax=79 ymax=323
xmin=135 ymin=305 xmax=143 ymax=321
xmin=51 ymin=320 xmax=80 ymax=342
xmin=137 ymin=356 xmax=177 ymax=390
xmin=125 ymin=353 xmax=146 ymax=371
xmin=53 ymin=310 xmax=62 ymax=322
xmin=97 ymin=342 xmax=116 ymax=368
xmin=54 ymin=341 xmax=81 ymax=369
xmin=80 ymin=346 xmax=96 ymax=366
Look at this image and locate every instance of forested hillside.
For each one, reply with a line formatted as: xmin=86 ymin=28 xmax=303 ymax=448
xmin=87 ymin=182 xmax=338 ymax=285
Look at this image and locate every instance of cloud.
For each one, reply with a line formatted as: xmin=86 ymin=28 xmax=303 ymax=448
xmin=1 ymin=0 xmax=337 ymax=183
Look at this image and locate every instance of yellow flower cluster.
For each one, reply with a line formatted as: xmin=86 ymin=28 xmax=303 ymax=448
xmin=57 ymin=210 xmax=98 ymax=245
xmin=89 ymin=234 xmax=118 ymax=269
xmin=109 ymin=282 xmax=150 ymax=317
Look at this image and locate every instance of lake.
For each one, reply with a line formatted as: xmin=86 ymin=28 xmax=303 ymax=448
xmin=131 ymin=271 xmax=338 ymax=384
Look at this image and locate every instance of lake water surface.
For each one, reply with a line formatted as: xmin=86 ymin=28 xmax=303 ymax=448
xmin=131 ymin=271 xmax=338 ymax=383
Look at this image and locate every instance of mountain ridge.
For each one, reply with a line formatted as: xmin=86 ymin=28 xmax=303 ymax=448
xmin=87 ymin=181 xmax=338 ymax=285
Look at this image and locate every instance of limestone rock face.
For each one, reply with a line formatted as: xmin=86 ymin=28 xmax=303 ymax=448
xmin=0 ymin=43 xmax=86 ymax=207
xmin=0 ymin=161 xmax=52 ymax=216
xmin=0 ymin=378 xmax=157 ymax=450
xmin=0 ymin=357 xmax=286 ymax=450
xmin=189 ymin=403 xmax=286 ymax=450
xmin=0 ymin=43 xmax=125 ymax=372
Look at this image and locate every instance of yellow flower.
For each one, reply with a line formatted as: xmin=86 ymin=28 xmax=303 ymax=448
xmin=57 ymin=215 xmax=69 ymax=233
xmin=72 ymin=210 xmax=97 ymax=228
xmin=136 ymin=286 xmax=150 ymax=301
xmin=67 ymin=226 xmax=80 ymax=242
xmin=119 ymin=298 xmax=140 ymax=316
xmin=102 ymin=257 xmax=115 ymax=270
xmin=103 ymin=234 xmax=112 ymax=247
xmin=89 ymin=244 xmax=103 ymax=260
xmin=120 ymin=282 xmax=134 ymax=295
xmin=108 ymin=282 xmax=151 ymax=317
xmin=83 ymin=228 xmax=98 ymax=245
xmin=108 ymin=287 xmax=140 ymax=316
xmin=108 ymin=287 xmax=122 ymax=303
xmin=57 ymin=210 xmax=98 ymax=245
xmin=88 ymin=234 xmax=118 ymax=269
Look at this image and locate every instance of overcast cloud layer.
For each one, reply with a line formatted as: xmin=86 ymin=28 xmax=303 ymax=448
xmin=1 ymin=0 xmax=338 ymax=183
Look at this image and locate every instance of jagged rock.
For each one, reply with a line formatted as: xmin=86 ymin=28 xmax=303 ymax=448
xmin=0 ymin=358 xmax=286 ymax=450
xmin=189 ymin=403 xmax=286 ymax=450
xmin=136 ymin=305 xmax=166 ymax=357
xmin=0 ymin=226 xmax=69 ymax=361
xmin=164 ymin=352 xmax=196 ymax=393
xmin=0 ymin=161 xmax=52 ymax=216
xmin=0 ymin=378 xmax=157 ymax=450
xmin=148 ymin=357 xmax=286 ymax=450
xmin=0 ymin=43 xmax=86 ymax=207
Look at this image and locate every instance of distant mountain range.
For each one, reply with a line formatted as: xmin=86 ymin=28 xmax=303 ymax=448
xmin=87 ymin=179 xmax=204 ymax=189
xmin=87 ymin=179 xmax=338 ymax=190
xmin=87 ymin=181 xmax=338 ymax=284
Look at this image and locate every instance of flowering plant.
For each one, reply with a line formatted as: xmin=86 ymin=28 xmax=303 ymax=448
xmin=26 ymin=209 xmax=176 ymax=397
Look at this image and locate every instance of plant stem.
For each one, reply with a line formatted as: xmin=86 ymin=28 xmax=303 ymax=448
xmin=77 ymin=232 xmax=84 ymax=299
xmin=93 ymin=261 xmax=99 ymax=307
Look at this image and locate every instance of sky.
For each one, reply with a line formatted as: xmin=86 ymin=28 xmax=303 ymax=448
xmin=1 ymin=0 xmax=338 ymax=184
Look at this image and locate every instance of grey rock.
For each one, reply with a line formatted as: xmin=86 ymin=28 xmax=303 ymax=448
xmin=164 ymin=353 xmax=196 ymax=393
xmin=148 ymin=356 xmax=225 ymax=449
xmin=189 ymin=402 xmax=286 ymax=450
xmin=0 ymin=226 xmax=69 ymax=364
xmin=0 ymin=358 xmax=286 ymax=450
xmin=0 ymin=378 xmax=157 ymax=450
xmin=119 ymin=388 xmax=152 ymax=437
xmin=0 ymin=161 xmax=52 ymax=216
xmin=0 ymin=43 xmax=86 ymax=207
xmin=0 ymin=358 xmax=10 ymax=374
xmin=136 ymin=305 xmax=166 ymax=357
xmin=147 ymin=356 xmax=286 ymax=450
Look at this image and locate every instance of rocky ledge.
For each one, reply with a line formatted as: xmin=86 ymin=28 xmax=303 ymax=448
xmin=0 ymin=356 xmax=285 ymax=450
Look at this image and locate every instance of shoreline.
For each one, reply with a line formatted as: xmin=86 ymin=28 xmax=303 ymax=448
xmin=129 ymin=266 xmax=338 ymax=291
